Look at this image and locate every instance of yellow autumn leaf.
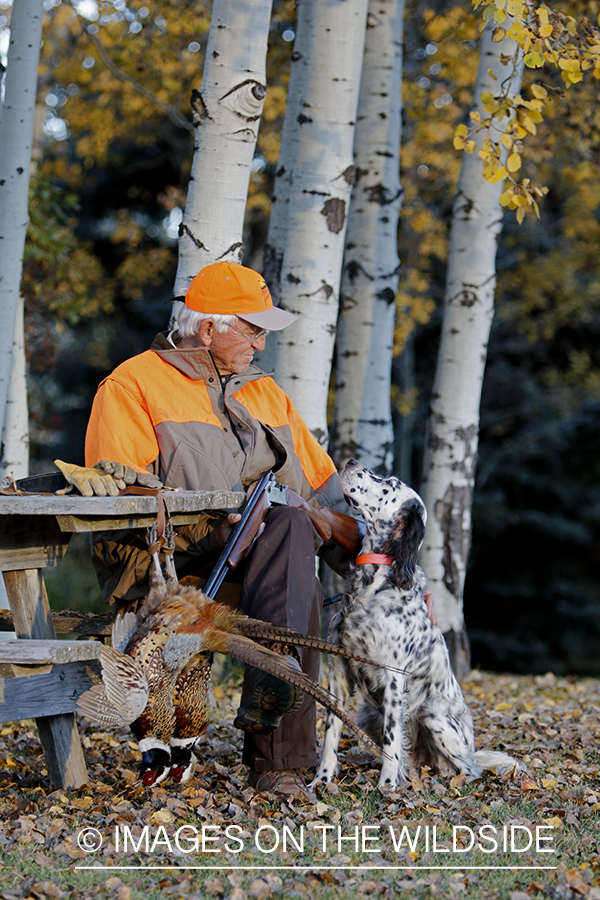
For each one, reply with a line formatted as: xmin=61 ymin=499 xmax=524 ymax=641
xmin=507 ymin=152 xmax=522 ymax=172
xmin=507 ymin=0 xmax=524 ymax=15
xmin=506 ymin=21 xmax=524 ymax=40
xmin=521 ymin=114 xmax=537 ymax=134
xmin=492 ymin=27 xmax=506 ymax=42
xmin=545 ymin=816 xmax=564 ymax=830
xmin=465 ymin=140 xmax=477 ymax=153
xmin=454 ymin=136 xmax=467 ymax=150
xmin=149 ymin=809 xmax=176 ymax=826
xmin=499 ymin=191 xmax=513 ymax=206
xmin=542 ymin=777 xmax=558 ymax=789
xmin=536 ymin=6 xmax=549 ymax=25
xmin=455 ymin=123 xmax=469 ymax=137
xmin=500 ymin=133 xmax=513 ymax=149
xmin=539 ymin=23 xmax=553 ymax=37
xmin=531 ymin=83 xmax=548 ymax=98
xmin=524 ymin=51 xmax=544 ymax=68
xmin=495 ymin=702 xmax=512 ymax=710
xmin=470 ymin=110 xmax=481 ymax=124
xmin=489 ymin=165 xmax=507 ymax=183
xmin=516 ymin=208 xmax=525 ymax=223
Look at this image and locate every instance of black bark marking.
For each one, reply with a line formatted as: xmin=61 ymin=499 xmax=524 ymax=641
xmin=377 ymin=287 xmax=396 ymax=305
xmin=286 ymin=272 xmax=301 ymax=284
xmin=191 ymin=89 xmax=211 ymax=126
xmin=341 ymin=165 xmax=357 ymax=186
xmin=321 ymin=197 xmax=346 ymax=234
xmin=262 ymin=243 xmax=283 ymax=291
xmin=178 ymin=223 xmax=207 ymax=250
xmin=217 ymin=242 xmax=244 ymax=262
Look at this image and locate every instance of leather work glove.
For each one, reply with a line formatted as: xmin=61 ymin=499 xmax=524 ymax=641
xmin=54 ymin=459 xmax=161 ymax=497
xmin=95 ymin=459 xmax=162 ymax=490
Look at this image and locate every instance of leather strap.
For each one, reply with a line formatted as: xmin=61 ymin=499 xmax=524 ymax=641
xmin=147 ymin=494 xmax=170 ymax=556
xmin=355 ymin=553 xmax=393 ymax=566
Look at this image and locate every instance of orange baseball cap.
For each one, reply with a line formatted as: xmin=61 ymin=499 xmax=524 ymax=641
xmin=185 ymin=261 xmax=297 ymax=331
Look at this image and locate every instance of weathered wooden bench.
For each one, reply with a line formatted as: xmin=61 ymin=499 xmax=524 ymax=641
xmin=0 ymin=489 xmax=243 ymax=789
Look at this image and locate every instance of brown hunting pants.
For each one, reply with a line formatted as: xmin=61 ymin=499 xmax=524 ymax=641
xmin=238 ymin=506 xmax=324 ymax=773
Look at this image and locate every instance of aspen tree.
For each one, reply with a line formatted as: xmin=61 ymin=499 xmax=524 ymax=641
xmin=420 ymin=23 xmax=523 ymax=677
xmin=172 ymin=0 xmax=273 ymax=318
xmin=272 ymin=0 xmax=369 ymax=443
xmin=0 ymin=0 xmax=44 ymax=474
xmin=332 ymin=0 xmax=404 ymax=473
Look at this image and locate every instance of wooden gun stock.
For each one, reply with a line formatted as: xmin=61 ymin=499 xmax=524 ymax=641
xmin=286 ymin=490 xmax=364 ymax=556
xmin=315 ymin=506 xmax=365 ymax=556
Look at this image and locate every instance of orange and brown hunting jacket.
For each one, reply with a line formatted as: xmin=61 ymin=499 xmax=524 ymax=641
xmin=85 ymin=333 xmax=342 ymax=509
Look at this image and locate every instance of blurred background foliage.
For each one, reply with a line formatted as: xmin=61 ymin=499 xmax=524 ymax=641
xmin=2 ymin=0 xmax=599 ymax=673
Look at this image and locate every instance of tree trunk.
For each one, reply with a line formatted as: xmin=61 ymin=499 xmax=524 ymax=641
xmin=171 ymin=0 xmax=273 ymax=320
xmin=0 ymin=0 xmax=44 ymax=450
xmin=419 ymin=24 xmax=523 ymax=680
xmin=273 ymin=0 xmax=369 ymax=444
xmin=0 ymin=295 xmax=29 ymax=480
xmin=331 ymin=0 xmax=404 ymax=474
xmin=256 ymin=0 xmax=312 ymax=375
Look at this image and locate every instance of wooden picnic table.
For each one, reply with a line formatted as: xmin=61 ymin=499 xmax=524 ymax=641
xmin=0 ymin=489 xmax=244 ymax=789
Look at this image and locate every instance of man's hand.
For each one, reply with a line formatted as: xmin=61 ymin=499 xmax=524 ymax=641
xmin=54 ymin=459 xmax=162 ymax=497
xmin=214 ymin=513 xmax=242 ymax=549
xmin=213 ymin=512 xmax=267 ymax=550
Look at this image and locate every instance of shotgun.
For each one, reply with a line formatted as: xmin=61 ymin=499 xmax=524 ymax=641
xmin=202 ymin=471 xmax=364 ymax=599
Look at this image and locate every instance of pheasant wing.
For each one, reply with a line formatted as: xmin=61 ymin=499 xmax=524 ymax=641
xmin=100 ymin=644 xmax=149 ymax=724
xmin=76 ymin=683 xmax=131 ymax=727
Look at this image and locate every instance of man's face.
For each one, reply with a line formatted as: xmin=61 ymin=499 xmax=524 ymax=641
xmin=206 ymin=319 xmax=268 ymax=376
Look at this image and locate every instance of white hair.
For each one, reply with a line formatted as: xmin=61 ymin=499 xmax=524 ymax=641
xmin=175 ymin=305 xmax=237 ymax=339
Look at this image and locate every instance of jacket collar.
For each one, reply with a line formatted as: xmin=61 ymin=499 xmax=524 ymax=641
xmin=150 ymin=331 xmax=267 ymax=387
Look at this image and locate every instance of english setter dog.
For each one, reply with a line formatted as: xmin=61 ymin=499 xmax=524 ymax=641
xmin=313 ymin=460 xmax=521 ymax=793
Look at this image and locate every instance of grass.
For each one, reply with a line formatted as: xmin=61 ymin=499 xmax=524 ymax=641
xmin=43 ymin=533 xmax=105 ymax=614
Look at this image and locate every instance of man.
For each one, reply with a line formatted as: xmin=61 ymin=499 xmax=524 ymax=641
xmin=84 ymin=260 xmax=352 ymax=801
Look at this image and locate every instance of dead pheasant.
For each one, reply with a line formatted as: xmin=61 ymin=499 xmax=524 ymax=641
xmin=77 ymin=500 xmax=401 ymax=786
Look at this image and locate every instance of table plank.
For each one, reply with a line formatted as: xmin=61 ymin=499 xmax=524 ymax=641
xmin=0 ymin=490 xmax=244 ymax=517
xmin=0 ymin=639 xmax=102 ymax=665
xmin=0 ymin=660 xmax=98 ymax=722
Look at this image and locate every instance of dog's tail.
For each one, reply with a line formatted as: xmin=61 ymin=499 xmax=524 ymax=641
xmin=471 ymin=750 xmax=525 ymax=778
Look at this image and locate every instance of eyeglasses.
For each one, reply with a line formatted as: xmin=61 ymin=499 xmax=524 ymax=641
xmin=227 ymin=320 xmax=270 ymax=343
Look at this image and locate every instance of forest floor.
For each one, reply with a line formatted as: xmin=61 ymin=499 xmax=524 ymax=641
xmin=0 ymin=667 xmax=599 ymax=900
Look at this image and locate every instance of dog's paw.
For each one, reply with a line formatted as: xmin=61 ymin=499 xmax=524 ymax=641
xmin=377 ymin=774 xmax=402 ymax=793
xmin=310 ymin=770 xmax=334 ymax=789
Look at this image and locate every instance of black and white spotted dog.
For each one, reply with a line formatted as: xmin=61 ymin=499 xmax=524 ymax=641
xmin=313 ymin=459 xmax=521 ymax=793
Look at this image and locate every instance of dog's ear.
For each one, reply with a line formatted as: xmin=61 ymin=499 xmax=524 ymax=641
xmin=383 ymin=500 xmax=426 ymax=589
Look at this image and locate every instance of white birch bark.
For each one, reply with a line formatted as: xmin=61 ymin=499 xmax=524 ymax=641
xmin=0 ymin=295 xmax=29 ymax=480
xmin=419 ymin=24 xmax=523 ymax=675
xmin=331 ymin=0 xmax=404 ymax=473
xmin=0 ymin=0 xmax=44 ymax=449
xmin=255 ymin=0 xmax=312 ymax=375
xmin=273 ymin=0 xmax=369 ymax=444
xmin=171 ymin=0 xmax=273 ymax=321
